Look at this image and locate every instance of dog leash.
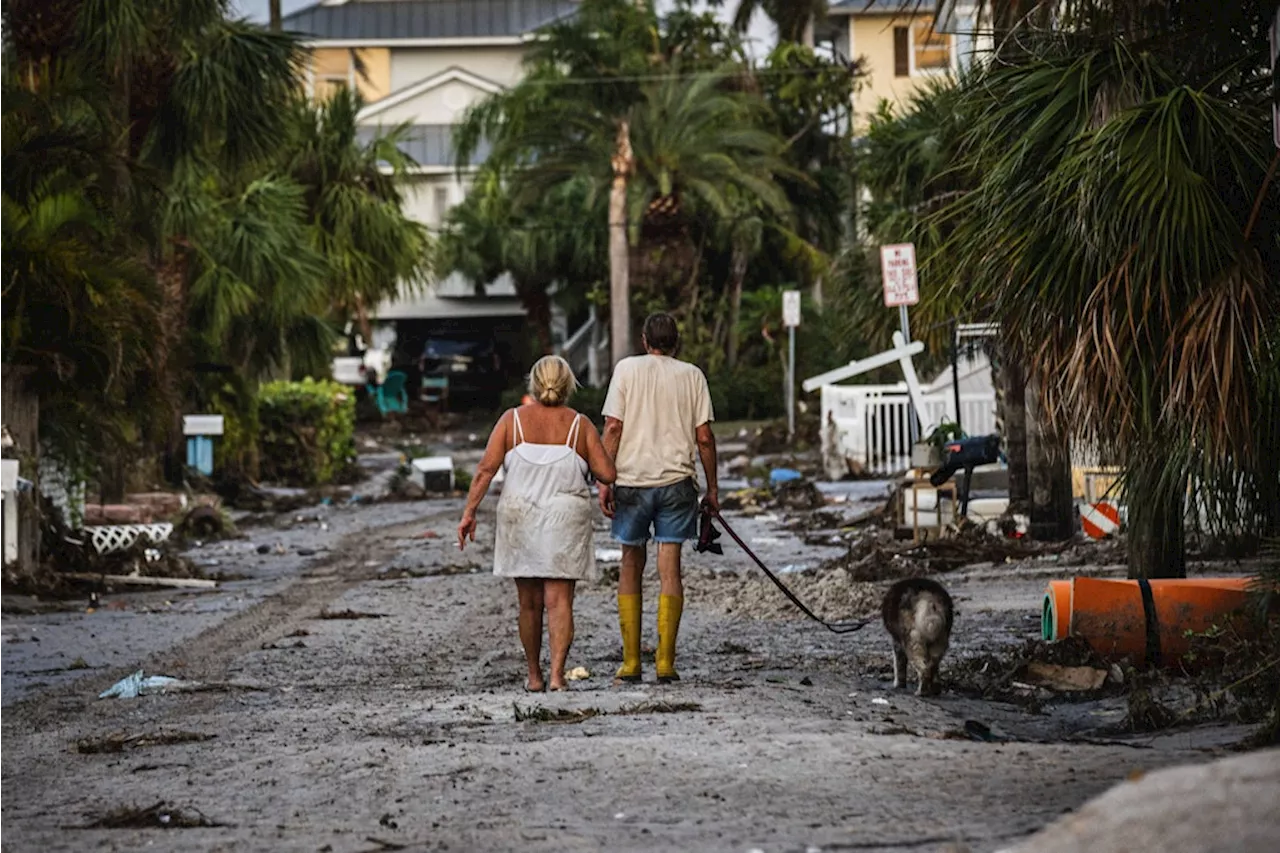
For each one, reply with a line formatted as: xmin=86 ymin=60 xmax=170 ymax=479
xmin=696 ymin=504 xmax=872 ymax=635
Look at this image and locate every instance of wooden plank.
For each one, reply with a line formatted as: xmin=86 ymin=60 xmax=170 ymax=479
xmin=63 ymin=573 xmax=218 ymax=589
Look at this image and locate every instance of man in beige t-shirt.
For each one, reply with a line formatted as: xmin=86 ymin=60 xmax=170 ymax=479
xmin=599 ymin=313 xmax=718 ymax=684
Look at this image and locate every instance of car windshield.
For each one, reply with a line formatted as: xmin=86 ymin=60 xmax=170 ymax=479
xmin=422 ymin=339 xmax=486 ymax=358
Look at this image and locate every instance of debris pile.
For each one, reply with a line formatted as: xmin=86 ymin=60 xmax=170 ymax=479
xmin=820 ymin=525 xmax=1073 ymax=582
xmin=946 ymin=637 xmax=1121 ymax=706
xmin=687 ymin=565 xmax=881 ymax=623
xmin=745 ymin=413 xmax=821 ymax=455
xmin=81 ymin=801 xmax=222 ymax=829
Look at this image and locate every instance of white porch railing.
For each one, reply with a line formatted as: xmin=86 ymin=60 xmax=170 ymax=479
xmin=556 ymin=313 xmax=608 ymax=387
xmin=821 ymin=384 xmax=999 ymax=476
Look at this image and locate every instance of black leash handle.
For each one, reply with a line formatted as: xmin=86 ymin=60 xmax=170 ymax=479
xmin=710 ymin=508 xmax=872 ymax=635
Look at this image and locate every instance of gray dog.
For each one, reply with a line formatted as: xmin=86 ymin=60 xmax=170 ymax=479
xmin=881 ymin=577 xmax=954 ymax=696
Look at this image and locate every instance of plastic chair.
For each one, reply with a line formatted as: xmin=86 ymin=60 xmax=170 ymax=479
xmin=376 ymin=370 xmax=409 ymax=415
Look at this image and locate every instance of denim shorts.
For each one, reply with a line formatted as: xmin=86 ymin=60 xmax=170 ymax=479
xmin=612 ymin=478 xmax=699 ymax=546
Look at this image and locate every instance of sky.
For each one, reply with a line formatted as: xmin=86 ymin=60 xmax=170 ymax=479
xmin=231 ymin=0 xmax=779 ymax=60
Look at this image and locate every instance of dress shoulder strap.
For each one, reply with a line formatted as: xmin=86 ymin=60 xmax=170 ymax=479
xmin=511 ymin=409 xmax=525 ymax=446
xmin=565 ymin=412 xmax=582 ymax=447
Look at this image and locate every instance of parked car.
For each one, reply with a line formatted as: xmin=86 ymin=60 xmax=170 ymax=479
xmin=414 ymin=337 xmax=506 ymax=408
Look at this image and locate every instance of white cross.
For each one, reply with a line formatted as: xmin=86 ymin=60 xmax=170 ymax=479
xmin=801 ymin=331 xmax=931 ymax=434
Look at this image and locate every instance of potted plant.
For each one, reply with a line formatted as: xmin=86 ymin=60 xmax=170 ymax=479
xmin=912 ymin=420 xmax=963 ymax=469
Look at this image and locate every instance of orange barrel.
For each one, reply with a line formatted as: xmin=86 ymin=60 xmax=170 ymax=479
xmin=1042 ymin=580 xmax=1073 ymax=641
xmin=1065 ymin=577 xmax=1253 ymax=666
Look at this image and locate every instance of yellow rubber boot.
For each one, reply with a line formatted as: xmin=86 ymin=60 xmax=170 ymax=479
xmin=656 ymin=595 xmax=683 ymax=683
xmin=615 ymin=594 xmax=642 ymax=683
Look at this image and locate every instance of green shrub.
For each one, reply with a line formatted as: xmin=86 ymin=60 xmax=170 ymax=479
xmin=210 ymin=385 xmax=260 ymax=480
xmin=709 ymin=364 xmax=786 ymax=422
xmin=257 ymin=379 xmax=357 ymax=486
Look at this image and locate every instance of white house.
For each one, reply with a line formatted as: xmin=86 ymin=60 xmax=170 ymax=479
xmin=284 ymin=0 xmax=584 ymax=394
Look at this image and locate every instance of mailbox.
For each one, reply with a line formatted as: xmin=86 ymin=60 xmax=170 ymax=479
xmin=929 ymin=434 xmax=1002 ymax=517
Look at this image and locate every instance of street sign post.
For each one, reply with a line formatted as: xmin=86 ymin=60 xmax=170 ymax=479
xmin=783 ymin=290 xmax=801 ymax=441
xmin=880 ymin=243 xmax=921 ymax=443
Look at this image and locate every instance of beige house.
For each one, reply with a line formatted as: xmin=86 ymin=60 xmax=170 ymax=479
xmin=818 ymin=1 xmax=988 ymax=128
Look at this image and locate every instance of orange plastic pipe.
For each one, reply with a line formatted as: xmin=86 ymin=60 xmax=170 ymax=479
xmin=1042 ymin=580 xmax=1072 ymax=641
xmin=1043 ymin=577 xmax=1254 ymax=666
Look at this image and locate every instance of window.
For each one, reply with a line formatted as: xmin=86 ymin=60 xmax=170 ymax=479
xmin=309 ymin=49 xmax=355 ymax=100
xmin=913 ymin=23 xmax=951 ymax=72
xmin=433 ymin=187 xmax=450 ymax=223
xmin=893 ymin=19 xmax=952 ymax=77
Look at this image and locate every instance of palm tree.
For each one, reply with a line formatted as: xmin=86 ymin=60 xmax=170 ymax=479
xmin=852 ymin=78 xmax=1046 ymax=525
xmin=460 ymin=13 xmax=798 ymax=356
xmin=438 ymin=170 xmax=607 ymax=354
xmin=457 ymin=0 xmax=655 ymax=367
xmin=282 ymin=88 xmax=433 ymax=348
xmin=733 ymin=0 xmax=829 ymax=44
xmin=1 ymin=32 xmax=164 ymax=485
xmin=6 ymin=0 xmax=307 ymax=481
xmin=934 ymin=10 xmax=1279 ymax=576
xmin=623 ymin=70 xmax=798 ymax=309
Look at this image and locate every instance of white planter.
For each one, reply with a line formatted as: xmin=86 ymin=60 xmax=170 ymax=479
xmin=910 ymin=442 xmax=941 ymax=468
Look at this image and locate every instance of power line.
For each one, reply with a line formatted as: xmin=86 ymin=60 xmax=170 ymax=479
xmin=494 ymin=63 xmax=862 ymax=88
xmin=424 ymin=209 xmax=839 ymax=234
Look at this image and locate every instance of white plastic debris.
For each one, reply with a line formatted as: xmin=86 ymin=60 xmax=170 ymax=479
xmin=871 ymin=697 xmax=891 ymax=706
xmin=98 ymin=669 xmax=203 ymax=699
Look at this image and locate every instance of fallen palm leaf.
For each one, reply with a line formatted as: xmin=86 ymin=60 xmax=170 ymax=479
xmin=75 ymin=731 xmax=215 ymax=754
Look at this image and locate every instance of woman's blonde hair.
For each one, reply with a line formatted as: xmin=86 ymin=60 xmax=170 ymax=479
xmin=527 ymin=355 xmax=578 ymax=407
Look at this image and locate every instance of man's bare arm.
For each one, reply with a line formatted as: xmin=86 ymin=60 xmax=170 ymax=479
xmin=598 ymin=416 xmax=624 ymax=517
xmin=695 ymin=422 xmax=718 ymax=511
xmin=602 ymin=416 xmax=623 ymax=460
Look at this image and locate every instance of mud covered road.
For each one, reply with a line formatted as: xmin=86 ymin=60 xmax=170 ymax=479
xmin=0 ymin=492 xmax=1248 ymax=852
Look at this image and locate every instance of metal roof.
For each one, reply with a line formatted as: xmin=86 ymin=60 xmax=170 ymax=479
xmin=357 ymin=124 xmax=491 ymax=167
xmin=283 ymin=0 xmax=580 ymax=41
xmin=828 ymin=1 xmax=931 ymax=14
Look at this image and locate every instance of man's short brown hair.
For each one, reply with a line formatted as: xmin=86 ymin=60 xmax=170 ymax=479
xmin=642 ymin=312 xmax=680 ymax=355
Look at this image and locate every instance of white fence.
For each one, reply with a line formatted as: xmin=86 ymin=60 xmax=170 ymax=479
xmin=821 ymin=384 xmax=998 ymax=476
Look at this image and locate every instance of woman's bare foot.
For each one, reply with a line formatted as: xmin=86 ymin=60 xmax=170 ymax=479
xmin=526 ymin=671 xmax=546 ymax=692
xmin=548 ymin=677 xmax=569 ymax=692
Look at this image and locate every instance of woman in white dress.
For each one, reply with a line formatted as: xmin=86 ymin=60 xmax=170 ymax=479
xmin=457 ymin=356 xmax=615 ymax=692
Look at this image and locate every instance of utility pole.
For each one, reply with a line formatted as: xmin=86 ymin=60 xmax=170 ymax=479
xmin=609 ymin=120 xmax=633 ymax=369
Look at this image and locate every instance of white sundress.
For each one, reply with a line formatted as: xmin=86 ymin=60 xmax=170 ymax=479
xmin=492 ymin=410 xmax=596 ymax=580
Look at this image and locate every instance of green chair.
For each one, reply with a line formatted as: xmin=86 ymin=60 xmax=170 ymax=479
xmin=376 ymin=370 xmax=409 ymax=415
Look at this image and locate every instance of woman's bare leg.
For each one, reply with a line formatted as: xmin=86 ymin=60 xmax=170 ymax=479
xmin=544 ymin=579 xmax=577 ymax=691
xmin=515 ymin=579 xmax=545 ymax=691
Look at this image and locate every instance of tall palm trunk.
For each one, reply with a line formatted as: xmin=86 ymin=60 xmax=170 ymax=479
xmin=726 ymin=242 xmax=749 ymax=368
xmin=1125 ymin=452 xmax=1188 ymax=579
xmin=518 ymin=282 xmax=554 ymax=355
xmin=156 ymin=252 xmax=189 ymax=484
xmin=995 ymin=340 xmax=1029 ymax=516
xmin=609 ymin=119 xmax=633 ymax=367
xmin=269 ymin=0 xmax=282 ymax=32
xmin=1025 ymin=373 xmax=1075 ymax=540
